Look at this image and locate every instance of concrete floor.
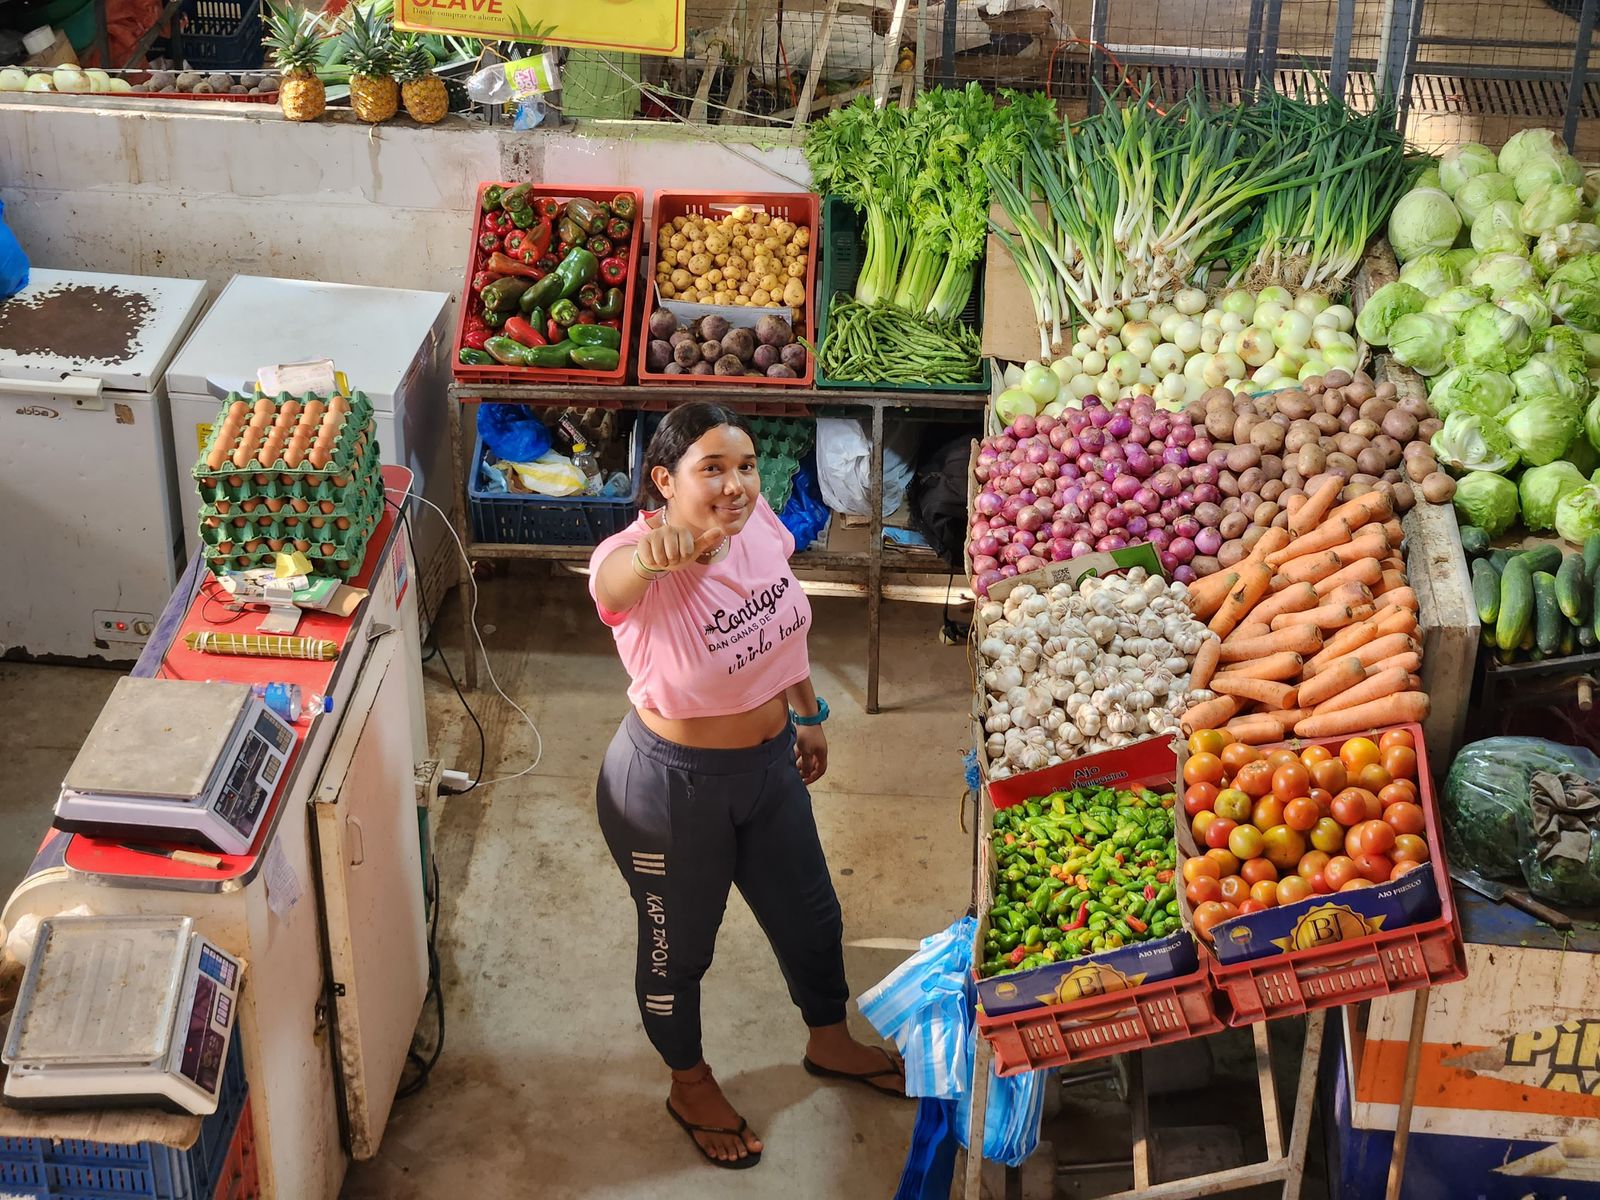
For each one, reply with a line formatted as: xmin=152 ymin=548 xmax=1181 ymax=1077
xmin=0 ymin=570 xmax=978 ymax=1199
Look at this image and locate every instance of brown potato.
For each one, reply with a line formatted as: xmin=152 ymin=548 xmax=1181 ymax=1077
xmin=1237 ymin=466 xmax=1266 ymax=496
xmin=1191 ymin=555 xmax=1222 ymax=578
xmin=1404 ymin=454 xmax=1437 ymax=484
xmin=1418 ymin=417 xmax=1443 ymax=440
xmin=1273 ymin=509 xmax=1291 ymax=528
xmin=1371 ymin=434 xmax=1404 ymax=469
xmin=1325 ymin=452 xmax=1359 ymax=479
xmin=1306 ymin=377 xmax=1326 ymax=396
xmin=1346 ymin=377 xmax=1376 ymax=404
xmin=1260 ymin=454 xmax=1284 ymax=480
xmin=1232 ymin=413 xmax=1260 ymax=445
xmin=1250 ymin=422 xmax=1286 ymax=454
xmin=1254 ymin=500 xmax=1281 ymax=527
xmin=1261 ymin=478 xmax=1286 ymax=502
xmin=1421 ymin=472 xmax=1457 ymax=503
xmin=1339 ymin=405 xmax=1361 ymax=428
xmin=1399 ymin=394 xmax=1433 ymax=420
xmin=1348 ymin=418 xmax=1382 ymax=441
xmin=1310 ymin=412 xmax=1343 ymax=435
xmin=1276 ymin=391 xmax=1315 ymax=420
xmin=1296 ymin=444 xmax=1328 ymax=477
xmin=1219 ymin=473 xmax=1241 ymax=498
xmin=1375 ymin=380 xmax=1398 ymax=402
xmin=1285 ymin=420 xmax=1321 ymax=454
xmin=1278 ymin=486 xmax=1306 ymax=508
xmin=1322 ymin=392 xmax=1345 ymax=416
xmin=1282 ymin=469 xmax=1305 ymax=491
xmin=1335 ymin=432 xmax=1369 ymax=459
xmin=1206 ymin=408 xmax=1236 ymax=441
xmin=1218 ymin=539 xmax=1248 ymax=568
xmin=1343 ymin=480 xmax=1375 ymax=499
xmin=1219 ymin=511 xmax=1250 ymax=539
xmin=1240 ymin=492 xmax=1262 ymax=515
xmin=1382 ymin=469 xmax=1404 ymax=484
xmin=1356 ymin=447 xmax=1388 ymax=477
xmin=1392 ymin=482 xmax=1415 ymax=511
xmin=1322 ymin=368 xmax=1354 ymax=388
xmin=1381 ymin=409 xmax=1420 ymax=442
xmin=1358 ymin=398 xmax=1392 ymax=425
xmin=1226 ymin=444 xmax=1262 ymax=472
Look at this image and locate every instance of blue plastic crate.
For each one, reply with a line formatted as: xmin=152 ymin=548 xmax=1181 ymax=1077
xmin=468 ymin=415 xmax=642 ymax=547
xmin=0 ymin=1037 xmax=247 ymax=1200
xmin=171 ymin=0 xmax=263 ymax=70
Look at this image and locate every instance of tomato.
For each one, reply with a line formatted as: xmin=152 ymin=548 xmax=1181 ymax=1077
xmin=1241 ymin=857 xmax=1278 ymax=885
xmin=1379 ymin=729 xmax=1415 ymax=751
xmin=1191 ymin=810 xmax=1217 ymax=841
xmin=1214 ymin=788 xmax=1253 ymax=822
xmin=1392 ymin=859 xmax=1429 ymax=877
xmin=1379 ymin=780 xmax=1418 ymax=808
xmin=1188 ymin=729 xmax=1228 ymax=756
xmin=1277 ymin=875 xmax=1313 ymax=905
xmin=1309 ymin=788 xmax=1334 ymax=817
xmin=1310 ymin=758 xmax=1348 ymax=793
xmin=1267 ymin=748 xmax=1301 ymax=770
xmin=1250 ymin=879 xmax=1280 ymax=907
xmin=1283 ymin=797 xmax=1320 ymax=831
xmin=1332 ymin=787 xmax=1381 ymax=826
xmin=1354 ymin=852 xmax=1395 ymax=883
xmin=1310 ymin=870 xmax=1334 ymax=893
xmin=1219 ymin=901 xmax=1240 ymax=917
xmin=1357 ymin=762 xmax=1393 ymax=793
xmin=1340 ymin=737 xmax=1381 ymax=772
xmin=1221 ymin=743 xmax=1261 ymax=774
xmin=1205 ymin=818 xmax=1237 ymax=850
xmin=1228 ymin=825 xmax=1266 ymax=861
xmin=1238 ymin=900 xmax=1269 ymax=915
xmin=1235 ymin=760 xmax=1275 ymax=798
xmin=1347 ymin=819 xmax=1397 ymax=859
xmin=1219 ymin=874 xmax=1251 ymax=905
xmin=1272 ymin=762 xmax=1310 ymax=804
xmin=1184 ymin=752 xmax=1224 ymax=787
xmin=1300 ymin=744 xmax=1333 ymax=766
xmin=1323 ymin=855 xmax=1361 ymax=890
xmin=1183 ymin=856 xmax=1222 ymax=882
xmin=1383 ymin=802 xmax=1425 ymax=836
xmin=1252 ymin=796 xmax=1286 ymax=830
xmin=1340 ymin=878 xmax=1376 ymax=891
xmin=1205 ymin=849 xmax=1241 ymax=878
xmin=1187 ymin=876 xmax=1223 ymax=905
xmin=1183 ymin=783 xmax=1219 ymax=816
xmin=1391 ymin=834 xmax=1430 ymax=864
xmin=1382 ymin=745 xmax=1418 ymax=781
xmin=1192 ymin=901 xmax=1232 ymax=941
xmin=1310 ymin=817 xmax=1346 ymax=853
xmin=1298 ymin=851 xmax=1331 ymax=880
xmin=1262 ymin=824 xmax=1308 ymax=871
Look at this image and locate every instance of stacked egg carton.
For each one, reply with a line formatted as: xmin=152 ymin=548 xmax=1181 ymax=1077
xmin=747 ymin=416 xmax=814 ymax=514
xmin=192 ymin=392 xmax=383 ymax=579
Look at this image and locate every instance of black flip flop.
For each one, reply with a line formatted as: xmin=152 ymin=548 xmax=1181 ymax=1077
xmin=665 ymin=1099 xmax=763 ymax=1170
xmin=801 ymin=1046 xmax=907 ymax=1098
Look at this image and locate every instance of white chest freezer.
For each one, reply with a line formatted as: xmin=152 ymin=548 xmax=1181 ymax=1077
xmin=0 ymin=268 xmax=208 ymax=662
xmin=164 ymin=277 xmax=453 ymax=578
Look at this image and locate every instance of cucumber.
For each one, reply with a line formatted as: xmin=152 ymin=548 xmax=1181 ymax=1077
xmin=1519 ymin=544 xmax=1564 ymax=576
xmin=1489 ymin=548 xmax=1518 ymax=572
xmin=1472 ymin=558 xmax=1502 ymax=624
xmin=1458 ymin=525 xmax=1491 ymax=558
xmin=1562 ymin=625 xmax=1577 ymax=657
xmin=1585 ymin=533 xmax=1600 ymax=577
xmin=1557 ymin=553 xmax=1589 ymax=623
xmin=1534 ymin=571 xmax=1562 ymax=655
xmin=1580 ymin=625 xmax=1598 ymax=650
xmin=1497 ymin=557 xmax=1535 ymax=652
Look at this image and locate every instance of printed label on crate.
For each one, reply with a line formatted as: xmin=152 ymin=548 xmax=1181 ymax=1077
xmin=987 ymin=543 xmax=1164 ymax=605
xmin=986 ymin=736 xmax=1178 ymax=809
xmin=397 ymin=0 xmax=683 ymax=55
xmin=977 ymin=929 xmax=1198 ymax=1017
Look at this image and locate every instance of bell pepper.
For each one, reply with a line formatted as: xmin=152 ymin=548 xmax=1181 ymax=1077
xmin=535 ymin=197 xmax=561 ymax=221
xmin=609 ymin=193 xmax=638 ymax=221
xmin=586 ymin=234 xmax=614 ymax=258
xmin=550 ymin=298 xmax=579 ymax=328
xmin=519 ymin=270 xmax=566 ymax=314
xmin=554 ymin=247 xmax=600 ymax=298
xmin=605 ymin=216 xmax=632 ymax=242
xmin=601 ymin=317 xmax=622 ymax=330
xmin=482 ymin=211 xmax=502 ymax=232
xmin=536 ymin=253 xmax=558 ymax=273
xmin=472 ymin=270 xmax=497 ymax=294
xmin=557 ymin=216 xmax=586 ymax=248
xmin=481 ymin=276 xmax=534 ymax=313
xmin=504 ymin=316 xmax=547 ymax=348
xmin=546 ymin=317 xmax=562 ymax=342
xmin=459 ymin=347 xmax=495 ymax=366
xmin=594 ymin=287 xmax=625 ymax=319
xmin=510 ymin=206 xmax=536 ymax=230
xmin=486 ymin=252 xmax=543 ymax=280
xmin=482 ymin=308 xmax=508 ymax=328
xmin=479 ymin=232 xmax=502 ymax=254
xmin=576 ymin=282 xmax=603 ymax=310
xmin=481 ymin=185 xmax=504 ymax=211
xmin=505 ymin=225 xmax=551 ymax=260
xmin=570 ymin=345 xmax=621 ymax=371
xmin=569 ymin=323 xmax=621 ymax=350
xmin=463 ymin=328 xmax=492 ymax=350
xmin=599 ymin=256 xmax=629 ymax=286
xmin=563 ymin=197 xmax=603 ymax=233
xmin=524 ymin=341 xmax=575 ymax=368
xmin=484 ymin=336 xmax=528 ymax=366
xmin=501 ymin=183 xmax=533 ymax=213
xmin=576 ymin=311 xmax=596 ymax=325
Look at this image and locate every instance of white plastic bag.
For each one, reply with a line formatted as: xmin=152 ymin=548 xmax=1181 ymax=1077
xmin=815 ymin=418 xmax=920 ymax=518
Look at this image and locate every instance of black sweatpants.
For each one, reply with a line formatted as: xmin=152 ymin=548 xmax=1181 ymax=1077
xmin=596 ymin=710 xmax=849 ymax=1071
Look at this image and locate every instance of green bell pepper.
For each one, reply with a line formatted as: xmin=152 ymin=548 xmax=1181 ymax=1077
xmin=550 ymin=299 xmax=579 ymax=328
xmin=501 ymin=183 xmax=532 ymax=213
xmin=484 ymin=337 xmax=528 ymax=366
xmin=564 ymin=197 xmax=604 ymax=233
xmin=523 ymin=341 xmax=575 ymax=368
xmin=571 ymin=345 xmax=621 ymax=371
xmin=482 ymin=185 xmax=504 ymax=211
xmin=554 ymin=247 xmax=600 ymax=299
xmin=481 ymin=276 xmax=534 ymax=313
xmin=458 ymin=348 xmax=495 ymax=366
xmin=568 ymin=324 xmax=621 ymax=350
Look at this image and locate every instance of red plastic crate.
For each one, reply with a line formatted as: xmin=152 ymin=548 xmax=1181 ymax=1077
xmin=636 ymin=190 xmax=820 ymax=389
xmin=452 ymin=183 xmax=644 ymax=389
xmin=209 ymin=1099 xmax=259 ymax=1200
xmin=1193 ymin=722 xmax=1468 ymax=1025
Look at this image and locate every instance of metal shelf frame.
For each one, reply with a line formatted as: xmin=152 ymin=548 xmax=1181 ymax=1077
xmin=447 ymin=382 xmax=985 ymax=713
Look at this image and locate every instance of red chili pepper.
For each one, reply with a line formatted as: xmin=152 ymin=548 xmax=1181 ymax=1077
xmin=546 ymin=318 xmax=562 ymax=343
xmin=503 ymin=317 xmax=546 ymax=347
xmin=598 ymin=256 xmax=628 ymax=286
xmin=1155 ymin=869 xmax=1173 ymax=883
xmin=1008 ymin=946 xmax=1027 ymax=965
xmin=1063 ymin=902 xmax=1091 ymax=931
xmin=1144 ymin=884 xmax=1157 ymax=901
xmin=463 ymin=329 xmax=492 ymax=350
xmin=1126 ymin=915 xmax=1148 ymax=934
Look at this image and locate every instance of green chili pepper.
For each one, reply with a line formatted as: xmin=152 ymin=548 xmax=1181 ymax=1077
xmin=458 ymin=348 xmax=495 ymax=366
xmin=521 ymin=341 xmax=575 ymax=368
xmin=484 ymin=336 xmax=528 ymax=366
xmin=482 ymin=185 xmax=505 ymax=211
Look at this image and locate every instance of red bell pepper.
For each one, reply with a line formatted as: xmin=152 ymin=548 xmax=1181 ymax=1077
xmin=576 ymin=310 xmax=596 ymax=325
xmin=503 ymin=317 xmax=546 ymax=348
xmin=472 ymin=270 xmax=499 ymax=294
xmin=601 ymin=317 xmax=622 ymax=329
xmin=479 ymin=232 xmax=502 ymax=254
xmin=599 ymin=256 xmax=628 ymax=286
xmin=463 ymin=328 xmax=492 ymax=350
xmin=535 ymin=197 xmax=561 ymax=221
xmin=486 ymin=252 xmax=542 ymax=280
xmin=505 ymin=223 xmax=552 ymax=260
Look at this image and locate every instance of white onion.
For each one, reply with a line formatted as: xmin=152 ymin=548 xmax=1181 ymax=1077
xmin=1200 ymin=326 xmax=1222 ymax=354
xmin=1050 ymin=356 xmax=1080 ymax=384
xmin=1218 ymin=329 xmax=1240 ymax=357
xmin=1150 ymin=343 xmax=1185 ymax=376
xmin=1312 ymin=327 xmax=1357 ymax=353
xmin=1184 ymin=352 xmax=1211 ymax=383
xmin=1252 ymin=300 xmax=1287 ymax=329
xmin=1269 ymin=347 xmax=1304 ymax=375
xmin=1150 ymin=302 xmax=1177 ymax=327
xmin=1108 ymin=350 xmax=1142 ymax=386
xmin=1096 ymin=373 xmax=1121 ymax=400
xmin=1238 ymin=325 xmax=1277 ymax=367
xmin=1298 ymin=357 xmax=1329 ymax=382
xmin=1322 ymin=303 xmax=1356 ymax=333
xmin=1251 ymin=361 xmax=1284 ymax=386
xmin=1202 ymin=308 xmax=1224 ymax=331
xmin=1294 ymin=291 xmax=1331 ymax=317
xmin=1220 ymin=311 xmax=1246 ymax=335
xmin=1274 ymin=309 xmax=1313 ymax=350
xmin=1100 ymin=334 xmax=1123 ymax=356
xmin=1175 ymin=288 xmax=1208 ymax=315
xmin=1158 ymin=372 xmax=1186 ymax=401
xmin=1159 ymin=312 xmax=1184 ymax=341
xmin=1125 ymin=300 xmax=1150 ymax=321
xmin=1256 ymin=285 xmax=1293 ymax=307
xmin=1324 ymin=343 xmax=1360 ymax=371
xmin=1080 ymin=349 xmax=1107 ymax=375
xmin=1137 ymin=366 xmax=1158 ymax=387
xmin=1221 ymin=289 xmax=1256 ymax=317
xmin=1076 ymin=325 xmax=1097 ymax=349
xmin=1173 ymin=320 xmax=1203 ymax=353
xmin=1092 ymin=306 xmax=1126 ymax=333
xmin=1070 ymin=373 xmax=1097 ymax=400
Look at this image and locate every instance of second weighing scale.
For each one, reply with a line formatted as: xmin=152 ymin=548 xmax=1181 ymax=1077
xmin=53 ymin=677 xmax=295 ymax=855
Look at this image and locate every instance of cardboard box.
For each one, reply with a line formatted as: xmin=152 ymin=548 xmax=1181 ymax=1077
xmin=973 ymin=737 xmax=1199 ymax=1018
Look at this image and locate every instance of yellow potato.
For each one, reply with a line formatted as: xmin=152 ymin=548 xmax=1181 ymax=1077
xmin=755 ymin=211 xmax=771 ymax=226
xmin=713 ymin=253 xmax=729 ymax=268
xmin=764 ymin=237 xmax=784 ymax=253
xmin=705 ymin=268 xmax=723 ymax=285
xmin=705 ymin=234 xmax=728 ymax=254
xmin=734 ymin=296 xmax=750 ymax=305
xmin=658 ymin=282 xmax=677 ymax=298
xmin=688 ymin=239 xmax=704 ymax=256
xmin=786 ymin=259 xmax=806 ymax=279
xmin=688 ymin=253 xmax=712 ymax=274
xmin=669 ymin=233 xmax=687 ymax=250
xmin=733 ymin=235 xmax=749 ymax=250
xmin=672 ymin=215 xmax=689 ymax=229
xmin=752 ymin=289 xmax=772 ymax=306
xmin=693 ymin=290 xmax=712 ymax=303
xmin=783 ymin=278 xmax=806 ymax=307
xmin=671 ymin=268 xmax=692 ymax=288
xmin=731 ymin=205 xmax=753 ymax=222
xmin=739 ymin=281 xmax=754 ymax=297
xmin=676 ymin=248 xmax=692 ymax=265
xmin=713 ymin=291 xmax=733 ymax=305
xmin=759 ymin=274 xmax=780 ymax=293
xmin=771 ymin=220 xmax=793 ymax=241
xmin=792 ymin=228 xmax=810 ymax=248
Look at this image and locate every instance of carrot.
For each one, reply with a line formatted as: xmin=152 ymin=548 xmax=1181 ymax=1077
xmin=1284 ymin=493 xmax=1308 ymax=518
xmin=1210 ymin=675 xmax=1297 ymax=708
xmin=1191 ymin=637 xmax=1222 ymax=691
xmin=1325 ymin=490 xmax=1392 ymax=531
xmin=1313 ymin=557 xmax=1383 ymax=598
xmin=1289 ymin=476 xmax=1342 ymax=537
xmin=1295 ymin=657 xmax=1367 ymax=709
xmin=1381 ymin=555 xmax=1406 ymax=573
xmin=1208 ymin=561 xmax=1274 ymax=638
xmin=1277 ymin=550 xmax=1347 ymax=586
xmin=1226 ymin=714 xmax=1296 ymax=744
xmin=1293 ymin=691 xmax=1430 ymax=738
xmin=1381 ymin=518 xmax=1406 ymax=547
xmin=1366 ymin=650 xmax=1421 ymax=677
xmin=1188 ymin=570 xmax=1240 ymax=621
xmin=1267 ymin=518 xmax=1354 ymax=567
xmin=1227 ymin=621 xmax=1273 ymax=644
xmin=1344 ymin=632 xmax=1420 ymax=671
xmin=1324 ymin=581 xmax=1375 ymax=609
xmin=1181 ymin=695 xmax=1241 ymax=733
xmin=1243 ymin=527 xmax=1293 ymax=566
xmin=1304 ymin=611 xmax=1415 ymax=671
xmin=1212 ymin=651 xmax=1304 ymax=681
xmin=1377 ymin=586 xmax=1419 ymax=613
xmin=1311 ymin=667 xmax=1417 ymax=715
xmin=1271 ymin=601 xmax=1373 ymax=632
xmin=1328 ymin=531 xmax=1392 ymax=568
xmin=1218 ymin=626 xmax=1324 ymax=662
xmin=1250 ymin=582 xmax=1320 ymax=626
xmin=1374 ymin=569 xmax=1409 ymax=595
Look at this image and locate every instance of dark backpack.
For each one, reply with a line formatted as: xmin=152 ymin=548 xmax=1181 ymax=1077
xmin=912 ymin=434 xmax=974 ymax=570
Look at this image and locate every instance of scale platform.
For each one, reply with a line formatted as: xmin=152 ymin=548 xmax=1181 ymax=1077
xmin=2 ymin=915 xmax=243 ymax=1115
xmin=54 ymin=677 xmax=294 ymax=855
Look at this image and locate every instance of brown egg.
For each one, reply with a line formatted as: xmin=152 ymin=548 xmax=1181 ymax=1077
xmin=309 ymin=516 xmax=325 ymax=529
xmin=265 ymin=497 xmax=285 ymax=512
xmin=319 ymin=499 xmax=335 ymax=514
xmin=335 ymin=516 xmax=351 ymax=530
xmin=329 ymin=394 xmax=350 ymax=416
xmin=227 ymin=474 xmax=243 ymax=488
xmin=215 ymin=500 xmax=230 ymax=515
xmin=268 ymin=538 xmax=285 ymax=552
xmin=240 ymin=498 xmax=258 ymax=513
xmin=309 ymin=448 xmax=330 ymax=469
xmin=294 ymin=538 xmax=310 ymax=551
xmin=204 ymin=516 xmax=220 ymax=529
xmin=290 ymin=498 xmax=309 ymax=513
xmin=217 ymin=540 xmax=233 ymax=554
xmin=253 ymin=396 xmax=274 ymax=420
xmin=321 ymin=542 xmax=336 ymax=555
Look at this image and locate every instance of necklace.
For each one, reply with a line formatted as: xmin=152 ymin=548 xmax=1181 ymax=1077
xmin=698 ymin=538 xmax=731 ymax=565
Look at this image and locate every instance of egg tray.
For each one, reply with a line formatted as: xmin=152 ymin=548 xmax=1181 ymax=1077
xmin=192 ymin=391 xmax=377 ymax=490
xmin=748 ymin=416 xmax=814 ymax=514
xmin=198 ymin=480 xmax=382 ymax=548
xmin=201 ymin=513 xmax=381 ymax=580
xmin=195 ymin=433 xmax=383 ymax=510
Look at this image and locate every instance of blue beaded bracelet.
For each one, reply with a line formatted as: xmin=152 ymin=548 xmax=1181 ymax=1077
xmin=792 ymin=697 xmax=830 ymax=726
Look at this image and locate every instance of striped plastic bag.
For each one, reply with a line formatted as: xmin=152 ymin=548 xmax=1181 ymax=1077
xmin=857 ymin=915 xmax=976 ymax=1098
xmin=955 ymin=1046 xmax=1047 ymax=1168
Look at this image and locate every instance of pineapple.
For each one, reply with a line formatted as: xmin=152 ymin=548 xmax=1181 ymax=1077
xmin=342 ymin=6 xmax=398 ymax=124
xmin=395 ymin=35 xmax=447 ymax=124
xmin=263 ymin=3 xmax=324 ymax=122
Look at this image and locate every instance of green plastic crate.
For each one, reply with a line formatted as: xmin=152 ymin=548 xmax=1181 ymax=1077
xmin=814 ymin=195 xmax=990 ymax=394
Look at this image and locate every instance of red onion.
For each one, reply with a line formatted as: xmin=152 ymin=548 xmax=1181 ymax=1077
xmin=1034 ymin=497 xmax=1057 ymax=520
xmin=1148 ymin=527 xmax=1171 ymax=549
xmin=1147 ymin=513 xmax=1166 ymax=530
xmin=1088 ymin=407 xmax=1112 ymax=430
xmin=1195 ymin=527 xmax=1223 ymax=556
xmin=1151 ymin=469 xmax=1182 ymax=499
xmin=1169 ymin=536 xmax=1196 ymax=563
xmin=1016 ymin=506 xmax=1044 ymax=533
xmin=1016 ymin=462 xmax=1042 ymax=487
xmin=1159 ymin=550 xmax=1180 ymax=572
xmin=1011 ymin=446 xmax=1027 ymax=463
xmin=972 ymin=554 xmax=999 ymax=574
xmin=1149 ymin=414 xmax=1172 ymax=440
xmin=1018 ymin=555 xmax=1046 ymax=573
xmin=1130 ymin=422 xmax=1150 ymax=444
xmin=1000 ymin=543 xmax=1029 ymax=565
xmin=971 ymin=518 xmax=990 ymax=538
xmin=1193 ymin=483 xmax=1222 ymax=505
xmin=1066 ymin=411 xmax=1092 ymax=436
xmin=1049 ymin=425 xmax=1072 ymax=451
xmin=1134 ymin=486 xmax=1160 ymax=511
xmin=1174 ymin=564 xmax=1198 ymax=584
xmin=1061 ymin=437 xmax=1081 ymax=457
xmin=1049 ymin=537 xmax=1074 ymax=560
xmin=975 ymin=491 xmax=1004 ymax=518
xmin=1104 ymin=442 xmax=1126 ymax=463
xmin=1038 ymin=415 xmax=1060 ymax=435
xmin=1173 ymin=515 xmax=1201 ymax=540
xmin=1178 ymin=492 xmax=1197 ymax=513
xmin=972 ymin=534 xmax=1001 ymax=558
xmin=999 ymin=475 xmax=1024 ymax=497
xmin=1111 ymin=475 xmax=1140 ymax=501
xmin=1097 ymin=534 xmax=1128 ymax=552
xmin=1013 ymin=530 xmax=1036 ymax=550
xmin=995 ymin=435 xmax=1017 ymax=453
xmin=991 ymin=526 xmax=1011 ymax=543
xmin=1042 ymin=460 xmax=1061 ymax=479
xmin=1188 ymin=436 xmax=1213 ymax=459
xmin=1168 ymin=420 xmax=1194 ymax=446
xmin=999 ymin=564 xmax=1018 ymax=579
xmin=975 ymin=570 xmax=1002 ymax=596
xmin=1191 ymin=463 xmax=1219 ymax=486
xmin=1126 ymin=514 xmax=1149 ymax=537
xmin=1001 ymin=494 xmax=1028 ymax=522
xmin=1059 ymin=503 xmax=1086 ymax=525
xmin=1160 ymin=499 xmax=1183 ymax=523
xmin=1107 ymin=413 xmax=1133 ymax=438
xmin=1163 ymin=445 xmax=1190 ymax=468
xmin=1089 ymin=515 xmax=1109 ymax=538
xmin=1105 ymin=506 xmax=1128 ymax=530
xmin=974 ymin=463 xmax=992 ymax=483
xmin=1026 ymin=441 xmax=1050 ymax=466
xmin=1033 ymin=477 xmax=1057 ymax=498
xmin=1131 ymin=396 xmax=1156 ymax=421
xmin=1012 ymin=414 xmax=1038 ymax=439
xmin=1114 ymin=396 xmax=1133 ymax=414
xmin=1124 ymin=446 xmax=1153 ymax=478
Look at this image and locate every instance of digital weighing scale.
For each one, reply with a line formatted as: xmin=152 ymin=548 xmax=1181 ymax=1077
xmin=53 ymin=677 xmax=295 ymax=855
xmin=2 ymin=915 xmax=244 ymax=1115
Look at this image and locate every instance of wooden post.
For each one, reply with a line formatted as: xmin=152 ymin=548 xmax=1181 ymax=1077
xmin=790 ymin=0 xmax=840 ymax=129
xmin=964 ymin=1036 xmax=992 ymax=1199
xmin=872 ymin=0 xmax=911 ymax=108
xmin=1384 ymin=989 xmax=1431 ymax=1200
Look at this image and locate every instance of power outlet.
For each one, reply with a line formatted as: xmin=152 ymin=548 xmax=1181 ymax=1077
xmin=93 ymin=610 xmax=156 ymax=643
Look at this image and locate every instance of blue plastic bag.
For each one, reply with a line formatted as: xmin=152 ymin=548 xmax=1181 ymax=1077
xmin=478 ymin=403 xmax=551 ymax=463
xmin=0 ymin=199 xmax=28 ymax=299
xmin=779 ymin=451 xmax=830 ymax=551
xmin=955 ymin=1047 xmax=1048 ymax=1168
xmin=895 ymin=1098 xmax=960 ymax=1200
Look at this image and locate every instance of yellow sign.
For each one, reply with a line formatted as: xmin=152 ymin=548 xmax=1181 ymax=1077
xmin=396 ymin=0 xmax=684 ymax=57
xmin=196 ymin=422 xmax=213 ymax=455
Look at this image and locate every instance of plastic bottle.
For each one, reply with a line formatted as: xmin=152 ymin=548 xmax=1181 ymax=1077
xmin=250 ymin=682 xmax=332 ymax=723
xmin=464 ymin=51 xmax=560 ymax=105
xmin=571 ymin=441 xmax=603 ymax=494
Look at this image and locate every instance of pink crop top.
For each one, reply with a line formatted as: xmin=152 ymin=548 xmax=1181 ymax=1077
xmin=588 ymin=497 xmax=813 ymax=719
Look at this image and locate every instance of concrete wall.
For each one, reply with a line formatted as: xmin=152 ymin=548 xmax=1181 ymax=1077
xmin=0 ymin=102 xmax=812 ymax=299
